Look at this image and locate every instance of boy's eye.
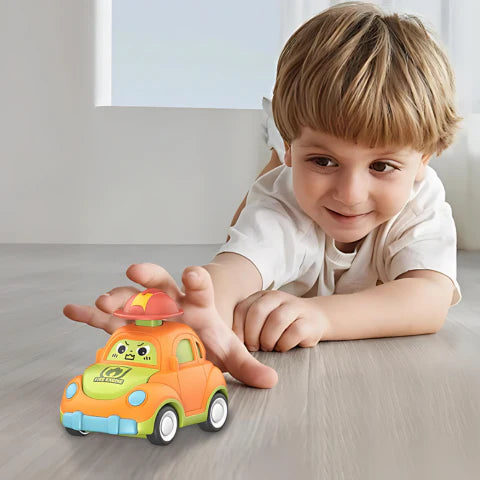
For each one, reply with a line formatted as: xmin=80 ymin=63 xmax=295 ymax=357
xmin=371 ymin=161 xmax=396 ymax=173
xmin=117 ymin=344 xmax=126 ymax=354
xmin=312 ymin=157 xmax=336 ymax=167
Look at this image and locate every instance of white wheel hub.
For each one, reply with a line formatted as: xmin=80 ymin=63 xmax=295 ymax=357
xmin=210 ymin=397 xmax=228 ymax=428
xmin=160 ymin=410 xmax=177 ymax=441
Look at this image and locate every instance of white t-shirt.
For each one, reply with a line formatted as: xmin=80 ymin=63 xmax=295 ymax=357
xmin=217 ymin=163 xmax=461 ymax=306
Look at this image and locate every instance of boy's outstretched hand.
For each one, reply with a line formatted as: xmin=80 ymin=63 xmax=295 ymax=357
xmin=63 ymin=263 xmax=278 ymax=389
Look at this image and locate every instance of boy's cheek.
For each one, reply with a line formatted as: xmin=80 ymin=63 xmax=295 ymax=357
xmin=292 ymin=179 xmax=320 ymax=213
xmin=385 ymin=185 xmax=415 ymax=217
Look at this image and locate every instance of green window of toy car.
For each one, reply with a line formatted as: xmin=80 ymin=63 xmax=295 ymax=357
xmin=176 ymin=338 xmax=194 ymax=364
xmin=195 ymin=341 xmax=202 ymax=359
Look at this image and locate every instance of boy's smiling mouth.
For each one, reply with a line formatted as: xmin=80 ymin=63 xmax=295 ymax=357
xmin=325 ymin=207 xmax=372 ymax=222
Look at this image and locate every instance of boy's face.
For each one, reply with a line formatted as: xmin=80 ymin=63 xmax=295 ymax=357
xmin=285 ymin=128 xmax=431 ymax=252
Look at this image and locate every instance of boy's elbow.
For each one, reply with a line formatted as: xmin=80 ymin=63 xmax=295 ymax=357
xmin=426 ymin=291 xmax=451 ymax=334
xmin=430 ymin=312 xmax=447 ymax=334
xmin=416 ymin=309 xmax=447 ymax=335
xmin=396 ymin=269 xmax=453 ymax=334
xmin=434 ymin=280 xmax=455 ymax=332
xmin=426 ymin=286 xmax=451 ymax=334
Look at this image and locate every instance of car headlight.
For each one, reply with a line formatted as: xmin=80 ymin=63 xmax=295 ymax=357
xmin=65 ymin=383 xmax=77 ymax=399
xmin=128 ymin=390 xmax=146 ymax=406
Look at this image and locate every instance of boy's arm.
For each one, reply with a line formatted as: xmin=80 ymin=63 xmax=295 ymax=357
xmin=232 ymin=269 xmax=454 ymax=352
xmin=319 ymin=269 xmax=454 ymax=340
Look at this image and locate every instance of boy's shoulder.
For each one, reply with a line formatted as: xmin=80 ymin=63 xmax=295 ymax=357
xmin=248 ymin=164 xmax=298 ymax=210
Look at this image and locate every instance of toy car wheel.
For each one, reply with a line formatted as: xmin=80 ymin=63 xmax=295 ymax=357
xmin=199 ymin=392 xmax=228 ymax=432
xmin=147 ymin=405 xmax=178 ymax=445
xmin=65 ymin=427 xmax=90 ymax=436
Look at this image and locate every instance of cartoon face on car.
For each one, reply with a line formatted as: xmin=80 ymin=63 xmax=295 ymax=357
xmin=60 ymin=289 xmax=228 ymax=445
xmin=107 ymin=339 xmax=157 ymax=364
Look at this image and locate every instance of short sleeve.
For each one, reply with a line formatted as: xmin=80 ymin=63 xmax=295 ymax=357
xmin=384 ymin=204 xmax=461 ymax=305
xmin=217 ymin=203 xmax=316 ymax=291
xmin=217 ymin=166 xmax=318 ymax=291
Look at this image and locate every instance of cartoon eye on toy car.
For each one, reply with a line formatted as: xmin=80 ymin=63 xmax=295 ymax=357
xmin=60 ymin=288 xmax=228 ymax=445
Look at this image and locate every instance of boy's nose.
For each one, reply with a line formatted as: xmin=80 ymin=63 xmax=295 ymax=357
xmin=332 ymin=172 xmax=369 ymax=208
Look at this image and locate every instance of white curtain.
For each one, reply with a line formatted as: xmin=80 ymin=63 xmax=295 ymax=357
xmin=276 ymin=0 xmax=480 ymax=249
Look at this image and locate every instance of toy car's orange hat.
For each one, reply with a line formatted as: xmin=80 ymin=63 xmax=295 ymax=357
xmin=113 ymin=288 xmax=183 ymax=320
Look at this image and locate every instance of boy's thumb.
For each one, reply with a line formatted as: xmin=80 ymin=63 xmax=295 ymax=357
xmin=182 ymin=266 xmax=215 ymax=308
xmin=226 ymin=344 xmax=279 ymax=389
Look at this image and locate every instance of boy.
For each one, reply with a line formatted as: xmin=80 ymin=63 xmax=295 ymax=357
xmin=64 ymin=2 xmax=461 ymax=389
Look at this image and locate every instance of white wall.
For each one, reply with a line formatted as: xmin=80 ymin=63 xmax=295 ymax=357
xmin=0 ymin=0 xmax=270 ymax=244
xmin=1 ymin=1 xmax=478 ymax=249
xmin=432 ymin=118 xmax=480 ymax=251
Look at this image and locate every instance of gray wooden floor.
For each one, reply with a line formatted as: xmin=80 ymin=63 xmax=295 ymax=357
xmin=1 ymin=244 xmax=479 ymax=480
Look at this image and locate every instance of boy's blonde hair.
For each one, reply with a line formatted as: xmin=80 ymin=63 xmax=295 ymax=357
xmin=272 ymin=2 xmax=461 ymax=156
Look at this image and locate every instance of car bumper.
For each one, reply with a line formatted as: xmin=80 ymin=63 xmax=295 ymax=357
xmin=62 ymin=410 xmax=138 ymax=435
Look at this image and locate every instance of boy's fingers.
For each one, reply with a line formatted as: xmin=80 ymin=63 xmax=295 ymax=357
xmin=232 ymin=293 xmax=263 ymax=344
xmin=181 ymin=266 xmax=214 ymax=309
xmin=95 ymin=286 xmax=140 ymax=314
xmin=275 ymin=318 xmax=311 ymax=352
xmin=237 ymin=291 xmax=277 ymax=351
xmin=260 ymin=304 xmax=299 ymax=352
xmin=126 ymin=263 xmax=183 ymax=301
xmin=232 ymin=310 xmax=245 ymax=344
xmin=63 ymin=304 xmax=130 ymax=334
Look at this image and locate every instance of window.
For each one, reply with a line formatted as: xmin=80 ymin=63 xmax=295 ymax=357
xmin=109 ymin=0 xmax=281 ymax=109
xmin=176 ymin=338 xmax=194 ymax=364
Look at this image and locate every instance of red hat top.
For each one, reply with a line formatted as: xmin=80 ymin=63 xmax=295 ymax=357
xmin=113 ymin=288 xmax=183 ymax=320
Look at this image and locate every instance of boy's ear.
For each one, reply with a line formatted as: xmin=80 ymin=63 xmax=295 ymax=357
xmin=284 ymin=143 xmax=292 ymax=167
xmin=415 ymin=153 xmax=432 ymax=182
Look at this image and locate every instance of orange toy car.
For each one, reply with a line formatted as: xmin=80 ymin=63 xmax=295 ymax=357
xmin=60 ymin=288 xmax=228 ymax=445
